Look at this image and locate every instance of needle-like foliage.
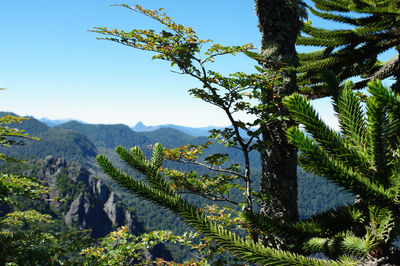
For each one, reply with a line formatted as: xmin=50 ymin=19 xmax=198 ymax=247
xmin=282 ymin=79 xmax=400 ymax=262
xmin=297 ymin=0 xmax=400 ymax=97
xmin=97 ymin=144 xmax=350 ymax=265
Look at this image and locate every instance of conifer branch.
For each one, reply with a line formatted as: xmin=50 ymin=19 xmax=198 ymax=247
xmin=96 ymin=149 xmax=344 ymax=265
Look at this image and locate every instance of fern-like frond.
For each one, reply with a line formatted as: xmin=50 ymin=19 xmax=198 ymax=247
xmin=96 ymin=154 xmax=176 ymax=205
xmin=313 ymin=0 xmax=353 ymax=13
xmin=339 ymin=234 xmax=368 ymax=258
xmin=297 ymin=47 xmax=332 ymax=61
xmin=299 ymin=0 xmax=400 ymax=93
xmin=302 ymin=23 xmax=354 ymax=40
xmin=369 ymin=79 xmax=400 ymax=153
xmin=96 ymin=151 xmax=346 ymax=265
xmin=115 ymin=146 xmax=174 ymax=195
xmin=285 ymin=80 xmax=400 ymax=259
xmin=303 ymin=233 xmax=368 ymax=259
xmin=366 ymin=90 xmax=392 ymax=187
xmin=307 ymin=5 xmax=360 ymax=25
xmin=151 ymin=143 xmax=164 ymax=169
xmin=303 ymin=234 xmax=368 ymax=259
xmin=287 ymin=127 xmax=393 ymax=204
xmin=283 ymin=93 xmax=370 ymax=173
xmin=334 ymin=86 xmax=367 ymax=155
xmin=245 ymin=204 xmax=364 ymax=239
xmin=296 ymin=36 xmax=346 ymax=47
xmin=365 ymin=206 xmax=394 ymax=253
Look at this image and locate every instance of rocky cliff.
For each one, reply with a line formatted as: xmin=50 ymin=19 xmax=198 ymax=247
xmin=23 ymin=156 xmax=173 ymax=260
xmin=27 ymin=156 xmax=144 ymax=238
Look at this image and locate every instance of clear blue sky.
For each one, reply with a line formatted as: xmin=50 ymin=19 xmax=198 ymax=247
xmin=0 ymin=0 xmax=364 ymax=129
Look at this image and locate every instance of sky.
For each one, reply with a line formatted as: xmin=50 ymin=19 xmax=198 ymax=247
xmin=0 ymin=0 xmax=379 ymax=129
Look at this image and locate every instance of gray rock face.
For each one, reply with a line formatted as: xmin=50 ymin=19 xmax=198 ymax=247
xmin=25 ymin=156 xmax=173 ymax=261
xmin=30 ymin=156 xmax=144 ymax=238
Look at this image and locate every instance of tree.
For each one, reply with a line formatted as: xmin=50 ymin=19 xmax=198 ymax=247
xmin=297 ymin=0 xmax=400 ymax=97
xmin=282 ymin=78 xmax=400 ymax=264
xmin=254 ymin=0 xmax=306 ymax=230
xmin=0 ymin=115 xmax=56 ymax=264
xmin=92 ymin=2 xmax=400 ymax=263
xmin=0 ymin=114 xmax=38 ymax=162
xmin=92 ymin=4 xmax=268 ymax=226
xmin=0 ymin=114 xmax=90 ymax=265
xmin=96 ymin=144 xmax=337 ymax=265
xmin=81 ymin=226 xmax=225 ymax=265
xmin=97 ymin=78 xmax=400 ymax=264
xmin=93 ymin=2 xmax=306 ymax=248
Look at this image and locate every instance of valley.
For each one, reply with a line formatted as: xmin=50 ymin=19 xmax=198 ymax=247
xmin=0 ymin=112 xmax=354 ymax=262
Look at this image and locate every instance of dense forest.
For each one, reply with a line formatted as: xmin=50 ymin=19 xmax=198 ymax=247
xmin=2 ymin=0 xmax=400 ymax=265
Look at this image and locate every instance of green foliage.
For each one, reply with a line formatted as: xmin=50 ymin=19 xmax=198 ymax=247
xmin=0 ymin=173 xmax=48 ymax=205
xmin=0 ymin=115 xmax=98 ymax=165
xmin=0 ymin=208 xmax=91 ymax=265
xmin=0 ymin=209 xmax=90 ymax=265
xmin=283 ymin=79 xmax=400 ymax=261
xmin=0 ymin=114 xmax=39 ymax=162
xmin=297 ymin=0 xmax=400 ymax=96
xmin=92 ymin=4 xmax=254 ymax=72
xmin=0 ymin=113 xmax=93 ymax=265
xmin=97 ymin=145 xmax=348 ymax=265
xmin=56 ymin=172 xmax=88 ymax=213
xmin=0 ymin=209 xmax=55 ymax=265
xmin=92 ymin=4 xmax=374 ymax=263
xmin=81 ymin=226 xmax=212 ymax=265
xmin=91 ymin=3 xmax=285 ymax=171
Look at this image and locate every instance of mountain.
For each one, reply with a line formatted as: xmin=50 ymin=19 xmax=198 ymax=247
xmin=0 ymin=113 xmax=98 ymax=165
xmin=132 ymin=121 xmax=216 ymax=137
xmin=142 ymin=127 xmax=202 ymax=148
xmin=56 ymin=121 xmax=261 ymax=169
xmin=57 ymin=121 xmax=149 ymax=149
xmin=30 ymin=156 xmax=144 ymax=238
xmin=57 ymin=120 xmax=205 ymax=149
xmin=0 ymin=112 xmax=356 ymax=262
xmin=39 ymin=117 xmax=87 ymax=127
xmin=0 ymin=112 xmax=259 ymax=170
xmin=1 ymin=156 xmax=173 ymax=260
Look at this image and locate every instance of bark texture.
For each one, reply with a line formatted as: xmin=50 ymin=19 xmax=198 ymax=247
xmin=255 ymin=0 xmax=304 ymax=226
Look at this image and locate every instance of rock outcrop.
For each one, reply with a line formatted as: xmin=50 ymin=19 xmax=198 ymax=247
xmin=23 ymin=156 xmax=173 ymax=260
xmin=28 ymin=156 xmax=145 ymax=238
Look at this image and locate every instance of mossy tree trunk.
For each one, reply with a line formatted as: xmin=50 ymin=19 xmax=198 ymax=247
xmin=254 ymin=0 xmax=303 ymax=242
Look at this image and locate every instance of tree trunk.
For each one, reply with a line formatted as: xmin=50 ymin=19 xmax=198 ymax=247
xmin=255 ymin=0 xmax=303 ymax=231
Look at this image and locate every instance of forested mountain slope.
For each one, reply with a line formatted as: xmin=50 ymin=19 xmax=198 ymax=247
xmin=1 ymin=113 xmax=354 ymax=215
xmin=57 ymin=120 xmax=261 ymax=169
xmin=1 ymin=113 xmax=354 ymax=234
xmin=57 ymin=121 xmax=149 ymax=149
xmin=0 ymin=113 xmax=98 ymax=165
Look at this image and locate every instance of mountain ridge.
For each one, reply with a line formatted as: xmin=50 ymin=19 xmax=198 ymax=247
xmin=38 ymin=117 xmax=220 ymax=137
xmin=0 ymin=112 xmax=98 ymax=166
xmin=132 ymin=121 xmax=217 ymax=137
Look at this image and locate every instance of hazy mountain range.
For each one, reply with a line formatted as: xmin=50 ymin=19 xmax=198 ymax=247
xmin=39 ymin=118 xmax=218 ymax=137
xmin=131 ymin=121 xmax=218 ymax=137
xmin=0 ymin=113 xmax=259 ymax=170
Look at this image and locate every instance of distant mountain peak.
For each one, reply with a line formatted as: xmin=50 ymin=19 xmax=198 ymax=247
xmin=133 ymin=121 xmax=148 ymax=131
